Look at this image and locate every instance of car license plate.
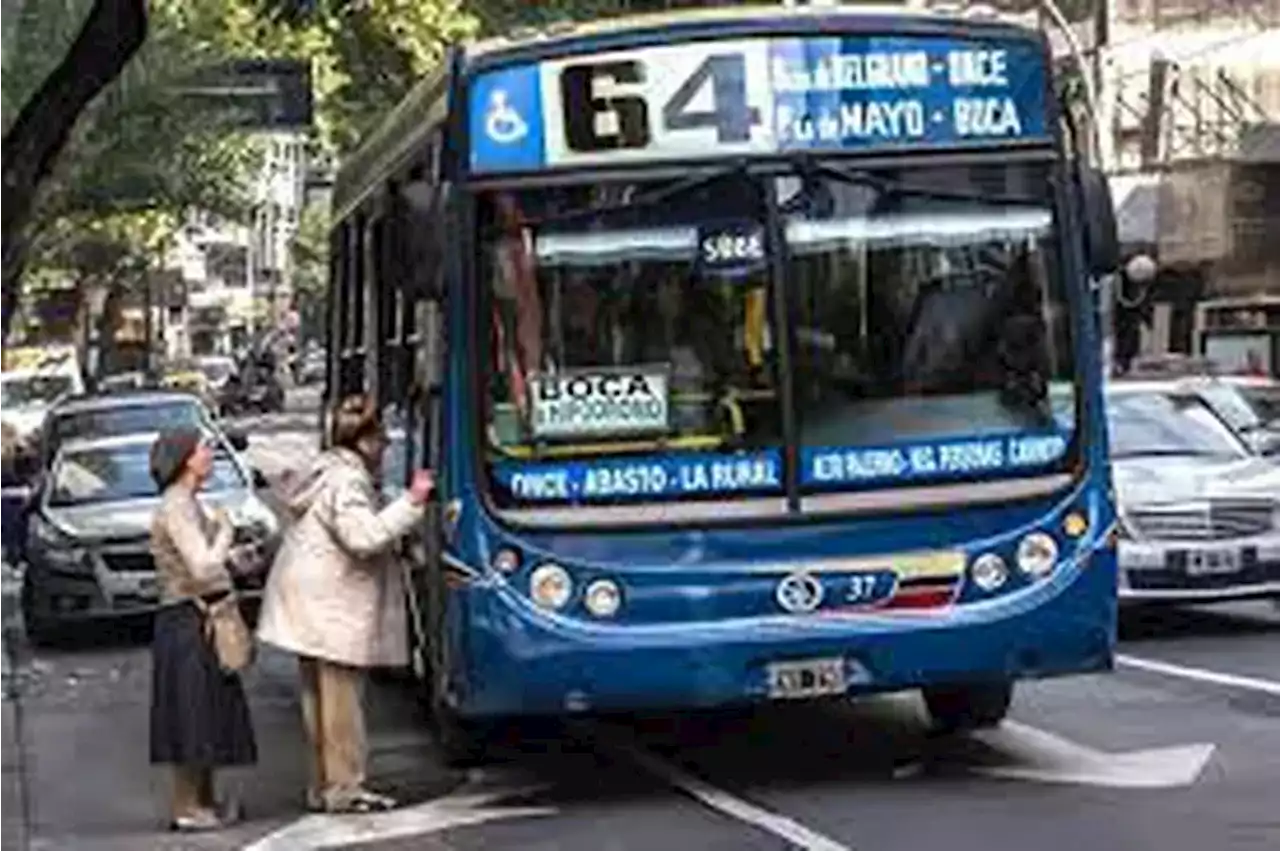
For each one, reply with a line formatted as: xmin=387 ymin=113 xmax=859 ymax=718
xmin=767 ymin=657 xmax=846 ymax=700
xmin=1185 ymin=548 xmax=1242 ymax=576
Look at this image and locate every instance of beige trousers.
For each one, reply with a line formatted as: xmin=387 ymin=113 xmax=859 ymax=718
xmin=298 ymin=656 xmax=367 ymax=803
xmin=170 ymin=765 xmax=214 ymax=819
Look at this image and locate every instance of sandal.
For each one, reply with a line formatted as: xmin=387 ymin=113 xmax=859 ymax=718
xmin=324 ymin=788 xmax=397 ymax=814
xmin=170 ymin=809 xmax=226 ymax=832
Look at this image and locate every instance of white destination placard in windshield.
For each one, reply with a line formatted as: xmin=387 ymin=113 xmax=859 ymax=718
xmin=529 ymin=368 xmax=671 ymax=439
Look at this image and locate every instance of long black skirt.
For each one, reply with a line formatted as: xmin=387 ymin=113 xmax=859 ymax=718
xmin=150 ymin=601 xmax=257 ymax=767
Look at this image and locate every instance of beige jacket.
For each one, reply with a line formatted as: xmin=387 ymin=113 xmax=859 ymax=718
xmin=151 ymin=484 xmax=235 ymax=605
xmin=256 ymin=448 xmax=425 ymax=668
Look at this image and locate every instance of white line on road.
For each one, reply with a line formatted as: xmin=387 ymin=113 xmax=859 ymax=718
xmin=241 ymin=775 xmax=554 ymax=851
xmin=1117 ymin=654 xmax=1280 ymax=697
xmin=614 ymin=741 xmax=854 ymax=851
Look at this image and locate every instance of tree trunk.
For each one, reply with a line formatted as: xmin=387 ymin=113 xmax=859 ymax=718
xmin=1 ymin=0 xmax=148 ymax=340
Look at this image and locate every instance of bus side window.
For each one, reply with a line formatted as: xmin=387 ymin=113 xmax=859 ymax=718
xmin=339 ymin=218 xmax=366 ymax=396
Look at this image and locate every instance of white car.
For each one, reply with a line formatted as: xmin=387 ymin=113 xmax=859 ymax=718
xmin=1 ymin=368 xmax=82 ymax=445
xmin=1109 ymin=382 xmax=1280 ymax=605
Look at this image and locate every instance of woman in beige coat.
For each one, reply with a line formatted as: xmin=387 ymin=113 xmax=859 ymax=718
xmin=257 ymin=395 xmax=433 ymax=814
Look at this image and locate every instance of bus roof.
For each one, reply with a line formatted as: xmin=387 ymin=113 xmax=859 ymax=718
xmin=465 ymin=3 xmax=1033 ymax=61
xmin=333 ymin=2 xmax=1045 ymax=221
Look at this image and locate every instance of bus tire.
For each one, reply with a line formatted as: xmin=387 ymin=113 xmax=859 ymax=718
xmin=922 ymin=682 xmax=1013 ymax=733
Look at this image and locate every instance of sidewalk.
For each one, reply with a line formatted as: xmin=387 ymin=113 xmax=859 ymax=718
xmin=0 ymin=621 xmax=27 ymax=844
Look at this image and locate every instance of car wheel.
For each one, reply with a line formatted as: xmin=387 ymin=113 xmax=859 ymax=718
xmin=922 ymin=682 xmax=1013 ymax=733
xmin=20 ymin=581 xmax=59 ymax=647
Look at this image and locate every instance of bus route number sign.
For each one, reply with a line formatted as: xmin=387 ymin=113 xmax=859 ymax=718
xmin=468 ymin=35 xmax=1048 ymax=173
xmin=560 ymin=53 xmax=762 ymax=152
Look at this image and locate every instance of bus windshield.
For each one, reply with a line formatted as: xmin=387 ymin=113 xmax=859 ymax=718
xmin=482 ymin=163 xmax=1075 ymax=509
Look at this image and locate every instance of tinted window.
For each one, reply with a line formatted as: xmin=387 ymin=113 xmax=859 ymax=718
xmin=48 ymin=445 xmax=245 ymax=507
xmin=482 ymin=176 xmax=783 ymax=508
xmin=1107 ymin=391 xmax=1248 ymax=460
xmin=787 ymin=164 xmax=1074 ymax=486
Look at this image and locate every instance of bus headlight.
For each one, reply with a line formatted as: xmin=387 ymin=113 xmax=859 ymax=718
xmin=584 ymin=579 xmax=622 ymax=618
xmin=970 ymin=553 xmax=1008 ymax=592
xmin=530 ymin=563 xmax=573 ymax=610
xmin=491 ymin=547 xmax=520 ymax=574
xmin=1017 ymin=532 xmax=1059 ymax=578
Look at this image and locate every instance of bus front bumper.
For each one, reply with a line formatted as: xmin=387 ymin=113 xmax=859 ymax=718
xmin=451 ymin=549 xmax=1117 ymax=719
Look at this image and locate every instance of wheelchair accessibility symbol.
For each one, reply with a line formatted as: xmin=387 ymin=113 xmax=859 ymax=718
xmin=485 ymin=89 xmax=528 ymax=144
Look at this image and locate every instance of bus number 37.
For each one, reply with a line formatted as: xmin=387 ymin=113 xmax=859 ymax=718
xmin=559 ymin=54 xmax=762 ymax=152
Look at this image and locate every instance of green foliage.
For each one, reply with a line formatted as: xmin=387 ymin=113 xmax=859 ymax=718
xmin=3 ymin=0 xmax=267 ymax=280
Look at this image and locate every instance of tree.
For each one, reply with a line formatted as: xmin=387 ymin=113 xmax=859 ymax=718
xmin=2 ymin=0 xmax=148 ymax=337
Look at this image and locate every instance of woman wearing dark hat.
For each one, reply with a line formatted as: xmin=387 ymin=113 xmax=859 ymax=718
xmin=148 ymin=426 xmax=257 ymax=831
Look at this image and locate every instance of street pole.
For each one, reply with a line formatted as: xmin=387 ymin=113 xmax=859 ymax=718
xmin=143 ymin=267 xmax=154 ymax=379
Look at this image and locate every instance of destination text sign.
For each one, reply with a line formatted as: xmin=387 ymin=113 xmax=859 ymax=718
xmin=469 ymin=34 xmax=1049 ymax=173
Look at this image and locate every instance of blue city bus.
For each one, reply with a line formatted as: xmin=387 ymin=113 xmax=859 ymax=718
xmin=325 ymin=4 xmax=1122 ymax=763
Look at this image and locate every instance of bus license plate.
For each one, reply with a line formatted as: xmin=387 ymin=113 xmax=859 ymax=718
xmin=767 ymin=657 xmax=846 ymax=700
xmin=1185 ymin=548 xmax=1241 ymax=576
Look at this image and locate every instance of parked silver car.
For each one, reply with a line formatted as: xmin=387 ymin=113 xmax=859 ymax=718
xmin=21 ymin=430 xmax=280 ymax=643
xmin=1109 ymin=383 xmax=1280 ymax=605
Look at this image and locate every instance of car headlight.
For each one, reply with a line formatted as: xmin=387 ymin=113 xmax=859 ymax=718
xmin=1016 ymin=532 xmax=1059 ymax=579
xmin=529 ymin=563 xmax=573 ymax=610
xmin=31 ymin=514 xmax=75 ymax=548
xmin=970 ymin=553 xmax=1008 ymax=592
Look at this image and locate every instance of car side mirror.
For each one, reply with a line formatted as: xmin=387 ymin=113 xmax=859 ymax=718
xmin=227 ymin=429 xmax=249 ymax=452
xmin=1078 ymin=165 xmax=1120 ymax=278
xmin=251 ymin=468 xmax=269 ymax=489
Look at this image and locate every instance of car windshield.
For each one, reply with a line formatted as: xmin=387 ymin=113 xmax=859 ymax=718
xmin=1237 ymin=384 xmax=1280 ymax=424
xmin=1194 ymin=383 xmax=1264 ymax=433
xmin=52 ymin=401 xmax=206 ymax=446
xmin=1 ymin=374 xmax=74 ymax=408
xmin=47 ymin=443 xmax=245 ymax=507
xmin=1107 ymin=391 xmax=1249 ymax=460
xmin=481 ymin=163 xmax=1075 ymax=508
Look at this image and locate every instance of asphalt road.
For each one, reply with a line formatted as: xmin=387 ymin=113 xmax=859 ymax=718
xmin=3 ymin=391 xmax=1278 ymax=851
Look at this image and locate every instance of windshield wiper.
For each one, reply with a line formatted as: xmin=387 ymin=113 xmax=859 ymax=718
xmin=792 ymin=157 xmax=1045 ymax=208
xmin=1112 ymin=448 xmax=1232 ymax=459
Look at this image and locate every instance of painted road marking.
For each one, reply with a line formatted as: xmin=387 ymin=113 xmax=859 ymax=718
xmin=607 ymin=738 xmax=854 ymax=851
xmin=969 ymin=720 xmax=1215 ymax=789
xmin=241 ymin=773 xmax=554 ymax=851
xmin=1117 ymin=654 xmax=1280 ymax=698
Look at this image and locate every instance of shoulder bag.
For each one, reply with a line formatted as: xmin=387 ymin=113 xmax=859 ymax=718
xmin=192 ymin=591 xmax=256 ymax=674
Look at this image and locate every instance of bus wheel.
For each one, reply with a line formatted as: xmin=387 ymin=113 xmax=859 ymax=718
xmin=922 ymin=682 xmax=1013 ymax=733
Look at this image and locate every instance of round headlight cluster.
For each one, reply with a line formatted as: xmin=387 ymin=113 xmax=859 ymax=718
xmin=584 ymin=579 xmax=622 ymax=618
xmin=529 ymin=563 xmax=573 ymax=610
xmin=491 ymin=547 xmax=520 ymax=574
xmin=1017 ymin=532 xmax=1059 ymax=578
xmin=970 ymin=553 xmax=1009 ymax=592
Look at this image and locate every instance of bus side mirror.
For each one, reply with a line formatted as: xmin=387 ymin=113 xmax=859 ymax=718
xmin=1078 ymin=165 xmax=1120 ymax=278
